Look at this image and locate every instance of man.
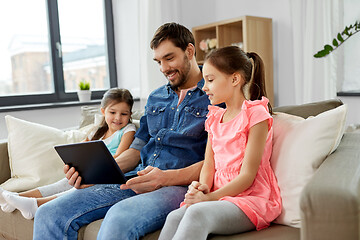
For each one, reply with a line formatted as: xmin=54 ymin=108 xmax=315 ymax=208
xmin=33 ymin=22 xmax=210 ymax=240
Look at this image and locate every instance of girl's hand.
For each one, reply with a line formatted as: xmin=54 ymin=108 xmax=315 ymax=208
xmin=197 ymin=183 xmax=210 ymax=194
xmin=188 ymin=181 xmax=210 ymax=194
xmin=184 ymin=189 xmax=210 ymax=207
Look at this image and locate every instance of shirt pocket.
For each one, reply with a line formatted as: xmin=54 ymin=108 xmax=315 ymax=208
xmin=180 ymin=107 xmax=208 ymax=137
xmin=146 ymin=105 xmax=166 ymax=136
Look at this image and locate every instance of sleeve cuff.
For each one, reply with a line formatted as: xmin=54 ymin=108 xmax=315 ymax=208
xmin=130 ymin=137 xmax=146 ymax=151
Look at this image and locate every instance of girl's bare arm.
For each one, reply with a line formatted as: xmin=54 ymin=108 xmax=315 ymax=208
xmin=206 ymin=120 xmax=269 ymax=200
xmin=113 ymin=131 xmax=136 ymax=159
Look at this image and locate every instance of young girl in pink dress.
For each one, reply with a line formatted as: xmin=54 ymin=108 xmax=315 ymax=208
xmin=159 ymin=46 xmax=281 ymax=239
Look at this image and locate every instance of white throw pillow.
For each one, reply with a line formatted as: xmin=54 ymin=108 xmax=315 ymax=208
xmin=271 ymin=104 xmax=347 ymax=228
xmin=1 ymin=115 xmax=87 ymax=192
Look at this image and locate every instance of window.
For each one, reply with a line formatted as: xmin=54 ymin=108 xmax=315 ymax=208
xmin=0 ymin=0 xmax=117 ymax=107
xmin=337 ymin=0 xmax=360 ymax=96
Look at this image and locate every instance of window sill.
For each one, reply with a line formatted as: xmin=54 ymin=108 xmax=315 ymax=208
xmin=337 ymin=92 xmax=360 ymax=97
xmin=0 ymin=100 xmax=102 ymax=113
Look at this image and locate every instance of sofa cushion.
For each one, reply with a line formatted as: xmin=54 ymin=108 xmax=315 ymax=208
xmin=0 ymin=115 xmax=87 ymax=192
xmin=0 ymin=208 xmax=33 ymax=240
xmin=271 ymin=104 xmax=347 ymax=227
xmin=79 ymin=106 xmax=101 ymax=129
xmin=77 ymin=219 xmax=299 ymax=240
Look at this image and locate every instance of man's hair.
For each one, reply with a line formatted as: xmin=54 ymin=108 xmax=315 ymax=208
xmin=150 ymin=22 xmax=195 ymax=51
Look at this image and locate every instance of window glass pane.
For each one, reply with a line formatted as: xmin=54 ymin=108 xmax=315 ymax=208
xmin=340 ymin=0 xmax=360 ymax=92
xmin=58 ymin=0 xmax=109 ymax=92
xmin=0 ymin=0 xmax=53 ymax=97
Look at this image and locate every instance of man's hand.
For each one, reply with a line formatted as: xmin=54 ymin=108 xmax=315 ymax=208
xmin=63 ymin=165 xmax=93 ymax=189
xmin=120 ymin=166 xmax=166 ymax=194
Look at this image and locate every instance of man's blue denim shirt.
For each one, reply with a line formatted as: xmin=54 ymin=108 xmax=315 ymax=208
xmin=127 ymin=79 xmax=210 ymax=176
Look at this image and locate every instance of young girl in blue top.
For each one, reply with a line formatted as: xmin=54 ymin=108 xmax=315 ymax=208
xmin=0 ymin=88 xmax=136 ymax=219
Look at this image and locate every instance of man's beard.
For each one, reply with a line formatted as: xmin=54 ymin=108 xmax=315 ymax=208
xmin=169 ymin=55 xmax=191 ymax=91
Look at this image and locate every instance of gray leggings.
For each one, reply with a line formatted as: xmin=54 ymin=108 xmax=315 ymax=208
xmin=158 ymin=201 xmax=255 ymax=240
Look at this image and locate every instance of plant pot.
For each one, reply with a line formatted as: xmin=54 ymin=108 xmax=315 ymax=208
xmin=77 ymin=90 xmax=91 ymax=102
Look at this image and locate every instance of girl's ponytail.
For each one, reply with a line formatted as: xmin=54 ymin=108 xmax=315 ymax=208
xmin=205 ymin=47 xmax=272 ymax=114
xmin=247 ymin=52 xmax=272 ymax=114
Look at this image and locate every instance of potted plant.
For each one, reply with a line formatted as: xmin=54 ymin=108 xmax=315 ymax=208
xmin=77 ymin=80 xmax=91 ymax=102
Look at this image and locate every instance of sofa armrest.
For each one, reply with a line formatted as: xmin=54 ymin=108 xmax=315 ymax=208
xmin=300 ymin=132 xmax=360 ymax=240
xmin=273 ymin=99 xmax=343 ymax=118
xmin=0 ymin=140 xmax=10 ymax=184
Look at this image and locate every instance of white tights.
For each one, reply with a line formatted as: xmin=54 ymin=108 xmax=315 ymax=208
xmin=37 ymin=177 xmax=73 ymax=197
xmin=159 ymin=201 xmax=255 ymax=240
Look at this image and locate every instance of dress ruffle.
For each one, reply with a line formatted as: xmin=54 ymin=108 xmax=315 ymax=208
xmin=205 ymin=105 xmax=225 ymax=132
xmin=242 ymin=96 xmax=269 ymax=111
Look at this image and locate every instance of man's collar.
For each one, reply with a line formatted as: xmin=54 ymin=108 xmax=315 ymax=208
xmin=197 ymin=65 xmax=204 ymax=89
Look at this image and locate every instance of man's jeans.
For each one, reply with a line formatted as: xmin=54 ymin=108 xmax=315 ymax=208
xmin=33 ymin=184 xmax=187 ymax=240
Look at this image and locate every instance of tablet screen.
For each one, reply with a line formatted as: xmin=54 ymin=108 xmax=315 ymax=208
xmin=54 ymin=141 xmax=127 ymax=184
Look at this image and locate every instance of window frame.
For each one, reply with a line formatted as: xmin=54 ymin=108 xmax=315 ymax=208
xmin=0 ymin=0 xmax=117 ymax=108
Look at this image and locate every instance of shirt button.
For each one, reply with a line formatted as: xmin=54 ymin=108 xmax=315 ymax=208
xmin=188 ymin=93 xmax=191 ymax=95
xmin=196 ymin=112 xmax=200 ymax=115
xmin=171 ymin=107 xmax=174 ymax=110
xmin=170 ymin=128 xmax=173 ymax=131
xmin=177 ymin=109 xmax=179 ymax=112
xmin=153 ymin=154 xmax=157 ymax=157
xmin=157 ymin=137 xmax=160 ymax=141
xmin=153 ymin=110 xmax=155 ymax=113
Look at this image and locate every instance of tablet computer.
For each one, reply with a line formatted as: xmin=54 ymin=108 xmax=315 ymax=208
xmin=54 ymin=140 xmax=127 ymax=184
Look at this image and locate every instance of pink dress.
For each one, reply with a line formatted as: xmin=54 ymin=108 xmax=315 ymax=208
xmin=206 ymin=97 xmax=281 ymax=230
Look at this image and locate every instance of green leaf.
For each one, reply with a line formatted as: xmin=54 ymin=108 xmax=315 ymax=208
xmin=79 ymin=80 xmax=90 ymax=90
xmin=332 ymin=38 xmax=338 ymax=46
xmin=337 ymin=33 xmax=344 ymax=42
xmin=314 ymin=50 xmax=327 ymax=58
xmin=324 ymin=44 xmax=333 ymax=52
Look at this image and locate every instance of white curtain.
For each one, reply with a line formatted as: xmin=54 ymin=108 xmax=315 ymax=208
xmin=113 ymin=0 xmax=164 ymax=100
xmin=290 ymin=0 xmax=343 ymax=104
xmin=138 ymin=0 xmax=164 ymax=100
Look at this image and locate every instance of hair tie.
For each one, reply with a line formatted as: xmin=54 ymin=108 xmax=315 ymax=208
xmin=246 ymin=52 xmax=252 ymax=59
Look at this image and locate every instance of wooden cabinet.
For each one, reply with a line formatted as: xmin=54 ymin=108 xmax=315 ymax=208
xmin=192 ymin=16 xmax=274 ymax=105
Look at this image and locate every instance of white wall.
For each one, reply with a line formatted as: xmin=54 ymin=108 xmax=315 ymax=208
xmin=338 ymin=96 xmax=360 ymax=126
xmin=0 ymin=106 xmax=84 ymax=140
